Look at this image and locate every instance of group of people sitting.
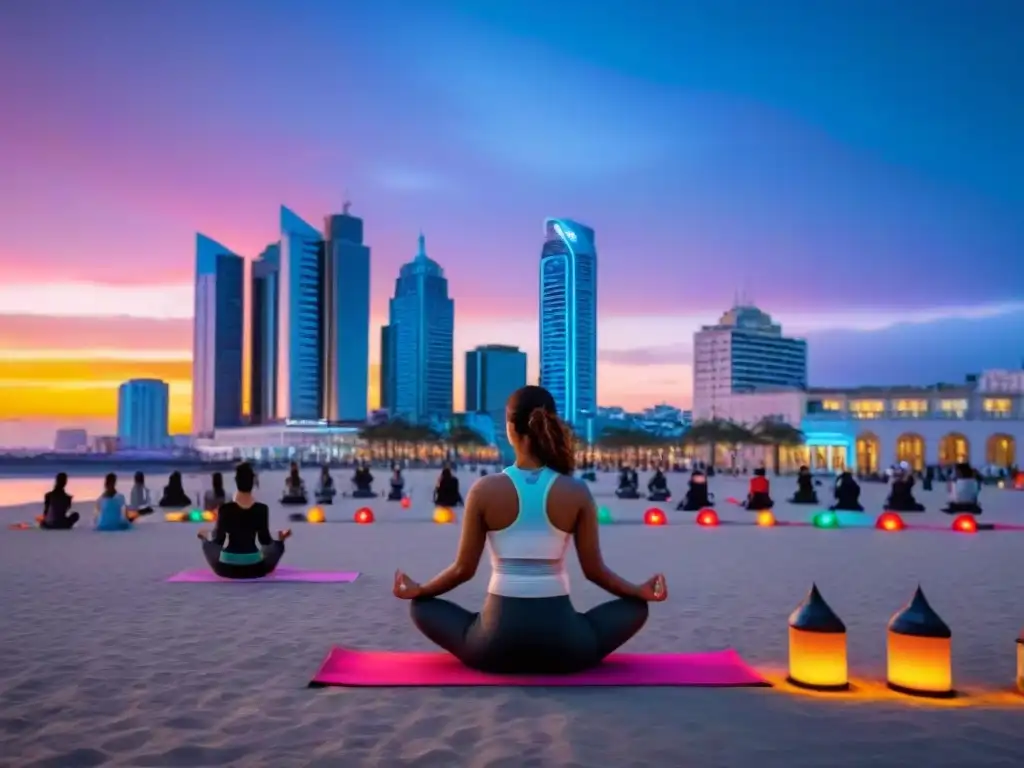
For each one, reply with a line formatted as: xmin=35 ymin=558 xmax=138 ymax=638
xmin=614 ymin=467 xmax=671 ymax=501
xmin=40 ymin=471 xmax=149 ymax=531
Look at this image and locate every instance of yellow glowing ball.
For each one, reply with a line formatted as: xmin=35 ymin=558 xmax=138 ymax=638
xmin=164 ymin=512 xmax=186 ymax=523
xmin=201 ymin=511 xmax=217 ymax=522
xmin=433 ymin=507 xmax=455 ymax=524
xmin=306 ymin=506 xmax=326 ymax=524
xmin=756 ymin=510 xmax=776 ymax=527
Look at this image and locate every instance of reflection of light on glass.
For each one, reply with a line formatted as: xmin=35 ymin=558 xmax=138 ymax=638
xmin=553 ymin=223 xmax=577 ymax=243
xmin=565 ymin=229 xmax=577 ymax=242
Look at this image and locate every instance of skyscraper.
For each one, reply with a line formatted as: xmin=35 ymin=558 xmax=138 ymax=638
xmin=322 ymin=204 xmax=371 ymax=422
xmin=118 ymin=378 xmax=170 ymax=449
xmin=539 ymin=218 xmax=597 ymax=427
xmin=249 ymin=243 xmax=279 ymax=425
xmin=465 ymin=345 xmax=527 ymax=413
xmin=379 ymin=324 xmax=396 ymax=411
xmin=276 ymin=205 xmax=324 ymax=421
xmin=386 ymin=234 xmax=454 ymax=423
xmin=192 ymin=233 xmax=244 ymax=435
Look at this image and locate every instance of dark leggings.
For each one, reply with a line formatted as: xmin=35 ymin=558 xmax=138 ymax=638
xmin=201 ymin=540 xmax=285 ymax=579
xmin=410 ymin=593 xmax=649 ymax=674
xmin=41 ymin=512 xmax=80 ymax=530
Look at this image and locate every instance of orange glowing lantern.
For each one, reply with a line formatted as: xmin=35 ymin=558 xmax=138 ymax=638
xmin=787 ymin=583 xmax=848 ymax=691
xmin=1017 ymin=630 xmax=1023 ymax=694
xmin=644 ymin=508 xmax=667 ymax=526
xmin=875 ymin=512 xmax=904 ymax=532
xmin=952 ymin=514 xmax=977 ymax=533
xmin=756 ymin=510 xmax=775 ymax=527
xmin=433 ymin=506 xmax=455 ymax=524
xmin=306 ymin=506 xmax=325 ymax=524
xmin=400 ymin=497 xmax=411 ymax=509
xmin=201 ymin=510 xmax=217 ymax=522
xmin=354 ymin=507 xmax=374 ymax=524
xmin=696 ymin=509 xmax=719 ymax=527
xmin=887 ymin=586 xmax=954 ymax=698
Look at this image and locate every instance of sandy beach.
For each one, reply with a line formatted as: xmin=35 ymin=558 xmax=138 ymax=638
xmin=1 ymin=467 xmax=1023 ymax=768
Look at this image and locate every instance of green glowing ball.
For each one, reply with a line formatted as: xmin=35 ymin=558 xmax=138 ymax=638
xmin=597 ymin=506 xmax=614 ymax=524
xmin=188 ymin=509 xmax=204 ymax=523
xmin=813 ymin=511 xmax=838 ymax=529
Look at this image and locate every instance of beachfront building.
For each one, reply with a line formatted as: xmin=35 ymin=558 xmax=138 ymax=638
xmin=192 ymin=234 xmax=244 ymax=436
xmin=539 ymin=218 xmax=597 ymax=428
xmin=117 ymin=378 xmax=170 ymax=450
xmin=249 ymin=243 xmax=280 ymax=425
xmin=383 ymin=233 xmax=454 ymax=424
xmin=194 ymin=420 xmax=361 ymax=463
xmin=54 ymin=428 xmax=89 ymax=452
xmin=322 ymin=204 xmax=371 ymax=423
xmin=692 ymin=304 xmax=807 ymax=422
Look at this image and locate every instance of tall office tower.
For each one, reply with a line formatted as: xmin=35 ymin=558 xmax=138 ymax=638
xmin=692 ymin=304 xmax=808 ymax=420
xmin=465 ymin=345 xmax=527 ymax=412
xmin=379 ymin=324 xmax=396 ymax=412
xmin=387 ymin=233 xmax=454 ymax=423
xmin=539 ymin=218 xmax=597 ymax=427
xmin=249 ymin=243 xmax=280 ymax=425
xmin=276 ymin=205 xmax=324 ymax=421
xmin=118 ymin=378 xmax=170 ymax=449
xmin=322 ymin=204 xmax=371 ymax=422
xmin=192 ymin=234 xmax=244 ymax=436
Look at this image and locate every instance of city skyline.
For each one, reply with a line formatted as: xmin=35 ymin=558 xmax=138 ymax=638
xmin=1 ymin=0 xmax=1022 ymax=445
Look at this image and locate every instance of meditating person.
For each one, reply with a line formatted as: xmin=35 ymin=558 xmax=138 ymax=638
xmin=351 ymin=463 xmax=375 ymax=499
xmin=885 ymin=462 xmax=925 ymax=512
xmin=198 ymin=462 xmax=291 ymax=579
xmin=315 ymin=466 xmax=336 ymax=505
xmin=395 ymin=385 xmax=665 ymax=674
xmin=202 ymin=471 xmax=227 ymax=512
xmin=127 ymin=471 xmax=154 ymax=516
xmin=158 ymin=471 xmax=191 ymax=508
xmin=647 ymin=468 xmax=671 ymax=502
xmin=830 ymin=471 xmax=863 ymax=511
xmin=942 ymin=462 xmax=982 ymax=515
xmin=95 ymin=473 xmax=136 ymax=531
xmin=743 ymin=468 xmax=773 ymax=510
xmin=678 ymin=470 xmax=713 ymax=511
xmin=434 ymin=466 xmax=464 ymax=508
xmin=281 ymin=463 xmax=307 ymax=505
xmin=387 ymin=466 xmax=405 ymax=501
xmin=40 ymin=472 xmax=79 ymax=529
xmin=789 ymin=465 xmax=819 ymax=504
xmin=615 ymin=466 xmax=640 ymax=499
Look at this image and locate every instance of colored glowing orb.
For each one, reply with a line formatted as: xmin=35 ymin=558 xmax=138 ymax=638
xmin=813 ymin=511 xmax=839 ymax=529
xmin=433 ymin=507 xmax=455 ymax=524
xmin=354 ymin=507 xmax=374 ymax=524
xmin=756 ymin=511 xmax=776 ymax=527
xmin=952 ymin=514 xmax=977 ymax=533
xmin=644 ymin=508 xmax=667 ymax=526
xmin=400 ymin=497 xmax=411 ymax=509
xmin=597 ymin=506 xmax=614 ymax=524
xmin=696 ymin=509 xmax=719 ymax=527
xmin=307 ymin=506 xmax=325 ymax=524
xmin=876 ymin=512 xmax=905 ymax=532
xmin=188 ymin=509 xmax=204 ymax=523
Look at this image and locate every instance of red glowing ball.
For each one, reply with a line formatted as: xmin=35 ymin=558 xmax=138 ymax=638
xmin=697 ymin=509 xmax=719 ymax=527
xmin=952 ymin=514 xmax=977 ymax=533
xmin=644 ymin=508 xmax=667 ymax=526
xmin=354 ymin=507 xmax=375 ymax=524
xmin=876 ymin=512 xmax=905 ymax=532
xmin=400 ymin=497 xmax=411 ymax=509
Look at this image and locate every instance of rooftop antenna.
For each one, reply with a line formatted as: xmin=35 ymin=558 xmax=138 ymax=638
xmin=342 ymin=189 xmax=352 ymax=215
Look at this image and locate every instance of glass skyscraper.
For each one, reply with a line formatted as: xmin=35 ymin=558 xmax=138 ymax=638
xmin=384 ymin=234 xmax=454 ymax=423
xmin=192 ymin=233 xmax=244 ymax=435
xmin=117 ymin=378 xmax=170 ymax=449
xmin=322 ymin=204 xmax=371 ymax=422
xmin=276 ymin=205 xmax=324 ymax=421
xmin=249 ymin=243 xmax=279 ymax=425
xmin=379 ymin=324 xmax=396 ymax=412
xmin=465 ymin=345 xmax=527 ymax=413
xmin=539 ymin=218 xmax=597 ymax=426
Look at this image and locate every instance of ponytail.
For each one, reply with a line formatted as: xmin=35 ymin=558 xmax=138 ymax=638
xmin=526 ymin=407 xmax=575 ymax=476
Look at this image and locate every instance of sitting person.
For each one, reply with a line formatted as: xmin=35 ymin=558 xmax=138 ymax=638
xmin=922 ymin=466 xmax=934 ymax=492
xmin=315 ymin=466 xmax=336 ymax=504
xmin=942 ymin=462 xmax=982 ymax=515
xmin=678 ymin=470 xmax=713 ymax=511
xmin=95 ymin=473 xmax=136 ymax=531
xmin=387 ymin=466 xmax=405 ymax=501
xmin=158 ymin=471 xmax=191 ymax=508
xmin=743 ymin=468 xmax=774 ymax=510
xmin=395 ymin=385 xmax=665 ymax=674
xmin=789 ymin=465 xmax=819 ymax=504
xmin=127 ymin=471 xmax=154 ymax=516
xmin=281 ymin=462 xmax=308 ymax=505
xmin=885 ymin=462 xmax=925 ymax=512
xmin=647 ymin=468 xmax=671 ymax=501
xmin=40 ymin=472 xmax=79 ymax=529
xmin=350 ymin=463 xmax=376 ymax=498
xmin=202 ymin=471 xmax=227 ymax=512
xmin=198 ymin=462 xmax=291 ymax=579
xmin=434 ymin=466 xmax=464 ymax=508
xmin=615 ymin=467 xmax=640 ymax=499
xmin=830 ymin=471 xmax=864 ymax=511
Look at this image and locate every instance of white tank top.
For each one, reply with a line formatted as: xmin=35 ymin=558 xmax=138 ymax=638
xmin=487 ymin=465 xmax=571 ymax=598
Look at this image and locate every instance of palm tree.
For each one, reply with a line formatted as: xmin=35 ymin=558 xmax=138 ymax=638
xmin=752 ymin=418 xmax=805 ymax=475
xmin=682 ymin=419 xmax=755 ymax=469
xmin=598 ymin=427 xmax=669 ymax=466
xmin=445 ymin=425 xmax=488 ymax=461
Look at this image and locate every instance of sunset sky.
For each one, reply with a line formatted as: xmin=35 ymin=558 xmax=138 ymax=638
xmin=1 ymin=0 xmax=1022 ymax=447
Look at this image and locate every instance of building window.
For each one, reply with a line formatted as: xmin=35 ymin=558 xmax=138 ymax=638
xmin=849 ymin=400 xmax=885 ymax=419
xmin=982 ymin=398 xmax=1012 ymax=418
xmin=822 ymin=400 xmax=842 ymax=411
xmin=893 ymin=399 xmax=928 ymax=417
xmin=937 ymin=399 xmax=968 ymax=418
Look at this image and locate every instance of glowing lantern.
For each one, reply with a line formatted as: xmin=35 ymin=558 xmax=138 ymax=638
xmin=201 ymin=511 xmax=217 ymax=522
xmin=875 ymin=512 xmax=904 ymax=532
xmin=952 ymin=514 xmax=977 ymax=534
xmin=887 ymin=586 xmax=954 ymax=698
xmin=756 ymin=510 xmax=775 ymax=527
xmin=597 ymin=506 xmax=614 ymax=524
xmin=696 ymin=509 xmax=718 ymax=527
xmin=813 ymin=511 xmax=838 ymax=529
xmin=306 ymin=506 xmax=325 ymax=524
xmin=354 ymin=507 xmax=374 ymax=524
xmin=787 ymin=583 xmax=849 ymax=691
xmin=188 ymin=509 xmax=204 ymax=523
xmin=164 ymin=512 xmax=185 ymax=523
xmin=433 ymin=506 xmax=455 ymax=524
xmin=644 ymin=508 xmax=667 ymax=526
xmin=1017 ymin=630 xmax=1023 ymax=694
xmin=400 ymin=497 xmax=411 ymax=509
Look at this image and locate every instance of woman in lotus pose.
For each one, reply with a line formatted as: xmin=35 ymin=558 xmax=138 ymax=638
xmin=281 ymin=462 xmax=307 ymax=504
xmin=159 ymin=471 xmax=191 ymax=508
xmin=433 ymin=465 xmax=463 ymax=508
xmin=95 ymin=473 xmax=136 ymax=531
xmin=128 ymin=471 xmax=154 ymax=516
xmin=202 ymin=471 xmax=227 ymax=512
xmin=40 ymin=472 xmax=79 ymax=529
xmin=394 ymin=385 xmax=665 ymax=675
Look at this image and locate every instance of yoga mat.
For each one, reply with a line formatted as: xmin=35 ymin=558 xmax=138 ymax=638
xmin=167 ymin=567 xmax=360 ymax=583
xmin=310 ymin=646 xmax=769 ymax=688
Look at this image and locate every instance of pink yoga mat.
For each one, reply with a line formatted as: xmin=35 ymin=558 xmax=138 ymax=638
xmin=167 ymin=567 xmax=359 ymax=583
xmin=310 ymin=646 xmax=769 ymax=687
